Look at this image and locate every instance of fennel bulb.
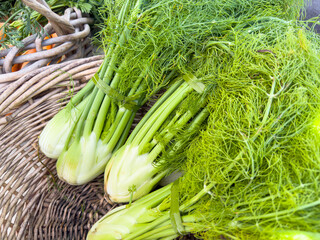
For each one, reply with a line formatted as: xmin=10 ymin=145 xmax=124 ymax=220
xmin=39 ymin=94 xmax=90 ymax=158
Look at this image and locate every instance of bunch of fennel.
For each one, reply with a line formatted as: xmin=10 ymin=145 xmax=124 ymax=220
xmin=103 ymin=0 xmax=307 ymax=202
xmin=39 ymin=0 xmax=238 ymax=185
xmin=88 ymin=18 xmax=320 ymax=239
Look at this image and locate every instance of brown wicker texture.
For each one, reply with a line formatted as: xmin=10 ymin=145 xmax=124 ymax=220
xmin=0 ymin=55 xmax=113 ymax=240
xmin=0 ymin=0 xmax=93 ymax=85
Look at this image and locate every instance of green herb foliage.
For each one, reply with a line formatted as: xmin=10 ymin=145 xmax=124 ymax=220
xmin=178 ymin=20 xmax=320 ymax=239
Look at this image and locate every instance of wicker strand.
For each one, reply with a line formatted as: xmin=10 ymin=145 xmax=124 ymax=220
xmin=22 ymin=0 xmax=75 ymax=35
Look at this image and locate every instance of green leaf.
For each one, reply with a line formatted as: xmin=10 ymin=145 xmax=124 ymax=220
xmin=79 ymin=2 xmax=92 ymax=13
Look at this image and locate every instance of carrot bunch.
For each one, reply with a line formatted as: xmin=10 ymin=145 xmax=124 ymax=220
xmin=1 ymin=20 xmax=59 ymax=72
xmin=10 ymin=33 xmax=58 ymax=72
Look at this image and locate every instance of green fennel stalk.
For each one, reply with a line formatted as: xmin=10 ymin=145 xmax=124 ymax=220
xmin=104 ymin=77 xmax=210 ymax=202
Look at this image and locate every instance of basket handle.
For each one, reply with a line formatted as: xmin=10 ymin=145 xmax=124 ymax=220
xmin=22 ymin=0 xmax=75 ymax=36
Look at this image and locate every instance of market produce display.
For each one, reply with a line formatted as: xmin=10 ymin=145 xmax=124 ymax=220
xmin=2 ymin=0 xmax=320 ymax=239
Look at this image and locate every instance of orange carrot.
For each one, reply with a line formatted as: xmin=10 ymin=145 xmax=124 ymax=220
xmin=43 ymin=36 xmax=52 ymax=50
xmin=20 ymin=48 xmax=37 ymax=69
xmin=0 ymin=22 xmax=5 ymax=40
xmin=11 ymin=63 xmax=22 ymax=72
xmin=10 ymin=32 xmax=60 ymax=71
